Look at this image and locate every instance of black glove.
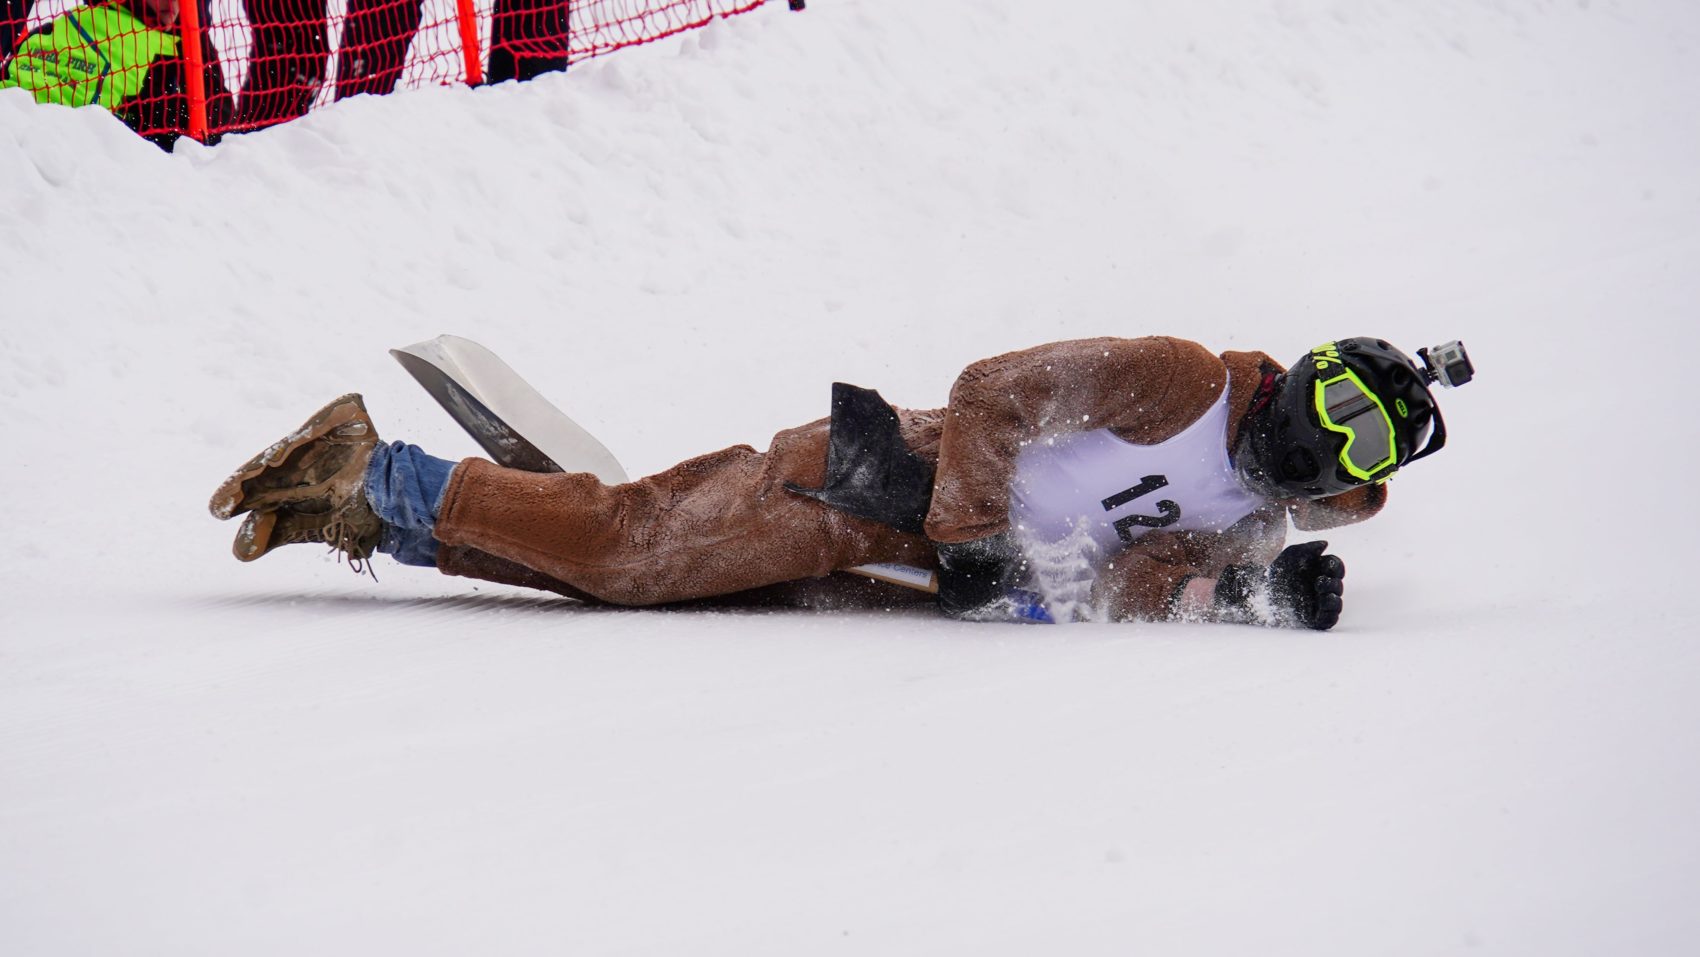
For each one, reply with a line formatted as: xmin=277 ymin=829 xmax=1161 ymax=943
xmin=935 ymin=534 xmax=1025 ymax=619
xmin=1214 ymin=540 xmax=1346 ymax=631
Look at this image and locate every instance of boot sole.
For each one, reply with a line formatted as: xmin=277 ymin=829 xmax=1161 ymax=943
xmin=209 ymin=394 xmax=373 ymax=520
xmin=232 ymin=511 xmax=278 ymax=562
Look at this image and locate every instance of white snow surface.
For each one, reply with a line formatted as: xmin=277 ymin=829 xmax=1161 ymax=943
xmin=4 ymin=1 xmax=1699 ymax=953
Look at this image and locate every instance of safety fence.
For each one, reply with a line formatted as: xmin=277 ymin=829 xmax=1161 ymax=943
xmin=1 ymin=0 xmax=783 ymax=145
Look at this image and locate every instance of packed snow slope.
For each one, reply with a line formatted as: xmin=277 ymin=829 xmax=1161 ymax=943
xmin=3 ymin=1 xmax=1698 ymax=954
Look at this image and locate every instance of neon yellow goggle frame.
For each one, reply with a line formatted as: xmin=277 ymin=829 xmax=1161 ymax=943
xmin=1314 ymin=369 xmax=1399 ymax=481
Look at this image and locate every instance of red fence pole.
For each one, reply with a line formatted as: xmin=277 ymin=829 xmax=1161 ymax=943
xmin=455 ymin=0 xmax=485 ymax=86
xmin=178 ymin=0 xmax=209 ymax=141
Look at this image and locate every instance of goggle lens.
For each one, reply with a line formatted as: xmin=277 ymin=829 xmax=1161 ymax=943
xmin=1314 ymin=372 xmax=1397 ymax=480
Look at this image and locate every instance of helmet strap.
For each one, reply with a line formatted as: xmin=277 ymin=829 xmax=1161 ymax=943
xmin=1403 ymin=400 xmax=1448 ymax=465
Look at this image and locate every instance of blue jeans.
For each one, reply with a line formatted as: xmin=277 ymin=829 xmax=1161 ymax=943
xmin=364 ymin=441 xmax=457 ymax=567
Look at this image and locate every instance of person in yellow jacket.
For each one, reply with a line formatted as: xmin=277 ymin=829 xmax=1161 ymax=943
xmin=0 ymin=0 xmax=233 ymax=148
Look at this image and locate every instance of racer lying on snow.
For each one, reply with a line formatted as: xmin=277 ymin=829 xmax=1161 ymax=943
xmin=208 ymin=335 xmax=1475 ymax=628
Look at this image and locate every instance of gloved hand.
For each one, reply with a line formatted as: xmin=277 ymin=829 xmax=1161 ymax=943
xmin=1267 ymin=540 xmax=1346 ymax=630
xmin=1213 ymin=540 xmax=1346 ymax=630
xmin=935 ymin=534 xmax=1026 ymax=619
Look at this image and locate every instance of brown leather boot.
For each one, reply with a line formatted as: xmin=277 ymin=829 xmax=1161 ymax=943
xmin=231 ymin=503 xmax=382 ymax=568
xmin=211 ymin=394 xmax=383 ymax=567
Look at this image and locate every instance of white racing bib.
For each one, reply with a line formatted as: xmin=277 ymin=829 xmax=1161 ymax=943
xmin=1009 ymin=388 xmax=1263 ymax=554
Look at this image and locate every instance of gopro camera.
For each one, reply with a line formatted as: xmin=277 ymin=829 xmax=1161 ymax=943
xmin=1417 ymin=340 xmax=1473 ymax=389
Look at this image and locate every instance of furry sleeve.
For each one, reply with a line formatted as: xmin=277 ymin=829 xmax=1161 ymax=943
xmin=1091 ymin=507 xmax=1289 ymax=621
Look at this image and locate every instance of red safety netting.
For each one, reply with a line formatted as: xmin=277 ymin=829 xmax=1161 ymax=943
xmin=2 ymin=0 xmax=772 ymax=144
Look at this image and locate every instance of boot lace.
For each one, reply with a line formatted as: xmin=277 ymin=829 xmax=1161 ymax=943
xmin=321 ymin=515 xmax=379 ymax=581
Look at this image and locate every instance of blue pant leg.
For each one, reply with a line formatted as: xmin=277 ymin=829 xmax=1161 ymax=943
xmin=363 ymin=441 xmax=458 ymax=567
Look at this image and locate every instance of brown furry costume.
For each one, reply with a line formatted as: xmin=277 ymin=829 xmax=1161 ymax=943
xmin=430 ymin=337 xmax=1385 ymax=620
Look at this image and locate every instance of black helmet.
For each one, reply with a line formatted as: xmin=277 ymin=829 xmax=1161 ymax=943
xmin=1237 ymin=337 xmax=1473 ymax=499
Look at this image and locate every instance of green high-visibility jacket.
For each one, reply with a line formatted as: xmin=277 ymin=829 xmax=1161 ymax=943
xmin=0 ymin=2 xmax=177 ymax=111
